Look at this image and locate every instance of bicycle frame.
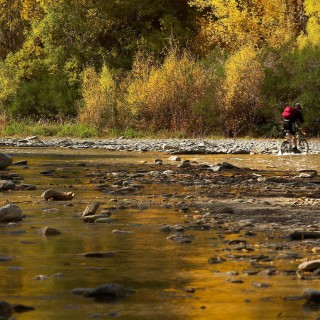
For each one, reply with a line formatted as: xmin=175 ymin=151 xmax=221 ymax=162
xmin=281 ymin=127 xmax=309 ymax=154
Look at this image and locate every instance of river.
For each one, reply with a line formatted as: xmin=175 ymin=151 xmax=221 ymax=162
xmin=0 ymin=147 xmax=320 ymax=320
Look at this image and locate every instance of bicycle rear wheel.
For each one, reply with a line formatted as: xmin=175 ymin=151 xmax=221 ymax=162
xmin=299 ymin=138 xmax=309 ymax=153
xmin=280 ymin=140 xmax=291 ymax=154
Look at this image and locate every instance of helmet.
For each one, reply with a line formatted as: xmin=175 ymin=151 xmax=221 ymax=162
xmin=295 ymin=102 xmax=302 ymax=110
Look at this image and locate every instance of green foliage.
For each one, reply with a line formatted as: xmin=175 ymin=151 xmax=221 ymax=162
xmin=1 ymin=120 xmax=98 ymax=138
xmin=264 ymin=45 xmax=320 ymax=136
xmin=2 ymin=120 xmax=58 ymax=136
xmin=0 ymin=61 xmax=20 ymax=109
xmin=7 ymin=70 xmax=78 ymax=119
xmin=0 ymin=0 xmax=320 ymax=138
xmin=56 ymin=123 xmax=98 ymax=138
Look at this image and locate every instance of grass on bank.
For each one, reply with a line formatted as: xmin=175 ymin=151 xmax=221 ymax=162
xmin=0 ymin=120 xmax=195 ymax=139
xmin=0 ymin=120 xmax=288 ymax=140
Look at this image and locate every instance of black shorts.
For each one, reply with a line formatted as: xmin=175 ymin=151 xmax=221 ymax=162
xmin=283 ymin=119 xmax=296 ymax=134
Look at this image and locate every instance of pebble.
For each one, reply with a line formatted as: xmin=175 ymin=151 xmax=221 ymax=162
xmin=1 ymin=137 xmax=320 ymax=154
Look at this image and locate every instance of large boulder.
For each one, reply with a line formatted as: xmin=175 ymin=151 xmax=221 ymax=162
xmin=0 ymin=204 xmax=23 ymax=222
xmin=0 ymin=154 xmax=13 ymax=170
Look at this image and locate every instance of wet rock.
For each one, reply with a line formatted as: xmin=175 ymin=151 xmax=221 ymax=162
xmin=0 ymin=154 xmax=13 ymax=170
xmin=82 ymin=201 xmax=100 ymax=217
xmin=12 ymin=160 xmax=28 ymax=166
xmin=298 ymin=260 xmax=320 ymax=272
xmin=289 ymin=231 xmax=320 ymax=240
xmin=155 ymin=159 xmax=163 ymax=165
xmin=208 ymin=256 xmax=226 ymax=264
xmin=41 ymin=169 xmax=56 ymax=175
xmin=211 ymin=162 xmax=241 ymax=172
xmin=303 ymin=288 xmax=320 ymax=303
xmin=252 ymin=282 xmax=271 ymax=288
xmin=187 ymin=223 xmax=211 ymax=231
xmin=0 ymin=255 xmax=12 ymax=262
xmin=226 ymin=279 xmax=244 ymax=284
xmin=18 ymin=184 xmax=36 ymax=190
xmin=178 ymin=160 xmax=192 ymax=168
xmin=0 ymin=204 xmax=23 ymax=222
xmin=72 ymin=283 xmax=133 ymax=301
xmin=258 ymin=269 xmax=277 ymax=276
xmin=82 ymin=213 xmax=112 ymax=223
xmin=226 ymin=239 xmax=248 ymax=246
xmin=12 ymin=304 xmax=35 ymax=313
xmin=160 ymin=224 xmax=185 ymax=232
xmin=41 ymin=189 xmax=75 ymax=201
xmin=79 ymin=252 xmax=116 ymax=258
xmin=36 ymin=227 xmax=61 ymax=236
xmin=0 ymin=180 xmax=16 ymax=191
xmin=0 ymin=301 xmax=13 ymax=319
xmin=166 ymin=234 xmax=193 ymax=243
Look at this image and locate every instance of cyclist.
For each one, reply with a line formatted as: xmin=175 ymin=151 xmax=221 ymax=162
xmin=282 ymin=102 xmax=304 ymax=153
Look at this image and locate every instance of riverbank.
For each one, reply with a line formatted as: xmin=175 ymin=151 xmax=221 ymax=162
xmin=1 ymin=136 xmax=320 ymax=154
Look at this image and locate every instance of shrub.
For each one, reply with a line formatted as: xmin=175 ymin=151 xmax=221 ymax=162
xmin=220 ymin=46 xmax=265 ymax=137
xmin=78 ymin=65 xmax=130 ymax=132
xmin=7 ymin=71 xmax=78 ymax=119
xmin=126 ymin=48 xmax=216 ymax=136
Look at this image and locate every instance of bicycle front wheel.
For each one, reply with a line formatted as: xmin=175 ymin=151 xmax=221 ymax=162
xmin=299 ymin=138 xmax=309 ymax=153
xmin=280 ymin=140 xmax=291 ymax=154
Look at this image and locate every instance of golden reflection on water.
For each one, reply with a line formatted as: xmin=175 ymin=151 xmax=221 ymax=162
xmin=0 ymin=148 xmax=319 ymax=319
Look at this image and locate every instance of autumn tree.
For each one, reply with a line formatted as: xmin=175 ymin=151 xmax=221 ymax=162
xmin=189 ymin=0 xmax=307 ymax=52
xmin=0 ymin=0 xmax=31 ymax=59
xmin=298 ymin=0 xmax=320 ymax=46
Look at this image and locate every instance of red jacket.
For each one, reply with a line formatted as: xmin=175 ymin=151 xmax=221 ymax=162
xmin=282 ymin=106 xmax=304 ymax=123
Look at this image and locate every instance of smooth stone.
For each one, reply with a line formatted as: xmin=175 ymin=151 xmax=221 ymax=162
xmin=82 ymin=202 xmax=100 ymax=217
xmin=41 ymin=189 xmax=75 ymax=201
xmin=0 ymin=204 xmax=23 ymax=222
xmin=0 ymin=154 xmax=13 ymax=169
xmin=298 ymin=259 xmax=320 ymax=272
xmin=36 ymin=227 xmax=61 ymax=236
xmin=79 ymin=252 xmax=116 ymax=258
xmin=303 ymin=288 xmax=320 ymax=303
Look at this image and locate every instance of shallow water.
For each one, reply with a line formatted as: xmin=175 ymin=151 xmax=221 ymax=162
xmin=0 ymin=147 xmax=320 ymax=320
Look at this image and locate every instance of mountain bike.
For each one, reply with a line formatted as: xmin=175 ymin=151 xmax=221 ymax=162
xmin=280 ymin=127 xmax=309 ymax=154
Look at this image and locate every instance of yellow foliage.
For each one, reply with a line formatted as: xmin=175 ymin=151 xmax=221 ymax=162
xmin=298 ymin=0 xmax=320 ymax=47
xmin=127 ymin=49 xmax=212 ymax=134
xmin=0 ymin=62 xmax=20 ymax=107
xmin=222 ymin=46 xmax=264 ymax=135
xmin=21 ymin=0 xmax=44 ymax=21
xmin=189 ymin=0 xmax=300 ymax=51
xmin=224 ymin=46 xmax=264 ymax=107
xmin=79 ymin=65 xmax=117 ymax=129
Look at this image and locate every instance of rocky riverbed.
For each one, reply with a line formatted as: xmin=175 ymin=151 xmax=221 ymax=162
xmin=1 ymin=136 xmax=320 ymax=154
xmin=1 ymin=142 xmax=320 ymax=319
